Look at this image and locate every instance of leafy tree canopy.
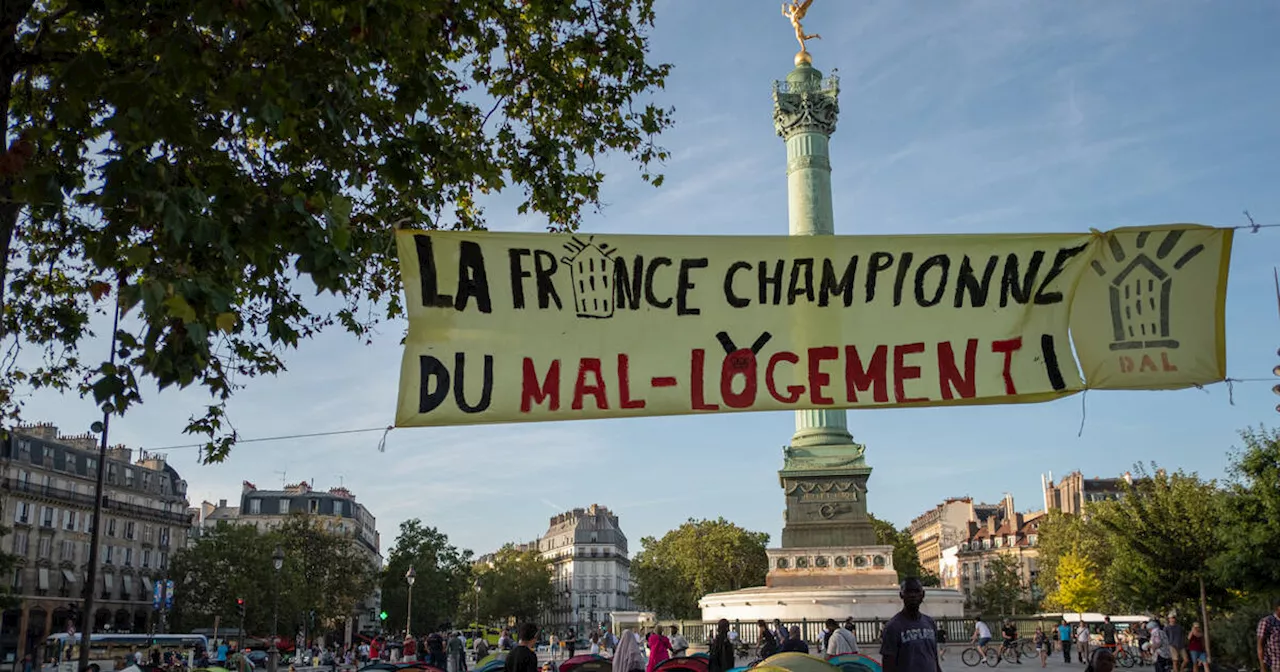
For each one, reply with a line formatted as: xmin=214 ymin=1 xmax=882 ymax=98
xmin=975 ymin=553 xmax=1023 ymax=617
xmin=1050 ymin=547 xmax=1103 ymax=614
xmin=474 ymin=544 xmax=554 ymax=627
xmin=0 ymin=0 xmax=672 ymax=460
xmin=1211 ymin=427 xmax=1280 ymax=595
xmin=1092 ymin=465 xmax=1228 ymax=612
xmin=868 ymin=513 xmax=938 ymax=585
xmin=171 ymin=517 xmax=375 ymax=635
xmin=631 ymin=518 xmax=768 ymax=620
xmin=381 ymin=518 xmax=473 ymax=636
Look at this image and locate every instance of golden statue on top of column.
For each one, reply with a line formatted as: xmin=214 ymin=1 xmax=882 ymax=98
xmin=782 ymin=0 xmax=821 ymax=65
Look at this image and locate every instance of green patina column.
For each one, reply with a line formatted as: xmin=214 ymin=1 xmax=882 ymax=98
xmin=772 ymin=60 xmax=876 ymax=549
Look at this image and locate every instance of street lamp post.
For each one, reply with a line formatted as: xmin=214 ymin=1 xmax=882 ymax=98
xmin=473 ymin=581 xmax=481 ymax=626
xmin=269 ymin=545 xmax=284 ymax=672
xmin=405 ymin=567 xmax=417 ymax=638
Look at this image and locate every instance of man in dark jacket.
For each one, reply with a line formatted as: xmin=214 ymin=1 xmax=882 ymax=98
xmin=708 ymin=620 xmax=736 ymax=672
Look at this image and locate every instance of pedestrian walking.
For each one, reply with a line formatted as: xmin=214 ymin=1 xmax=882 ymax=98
xmin=1058 ymin=621 xmax=1073 ymax=664
xmin=614 ymin=630 xmax=644 ymax=672
xmin=1165 ymin=616 xmax=1186 ymax=672
xmin=646 ymin=629 xmax=672 ymax=672
xmin=707 ymin=621 xmax=735 ymax=672
xmin=668 ymin=627 xmax=688 ymax=659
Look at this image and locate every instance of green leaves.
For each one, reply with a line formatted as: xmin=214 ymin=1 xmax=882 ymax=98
xmin=474 ymin=545 xmax=555 ymax=626
xmin=868 ymin=513 xmax=938 ymax=585
xmin=380 ymin=519 xmax=474 ymax=635
xmin=170 ymin=517 xmax=375 ymax=635
xmin=632 ymin=518 xmax=769 ymax=620
xmin=0 ymin=0 xmax=673 ymax=461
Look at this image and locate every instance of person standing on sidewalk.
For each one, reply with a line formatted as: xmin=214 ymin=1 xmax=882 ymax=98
xmin=707 ymin=620 xmax=736 ymax=672
xmin=1165 ymin=615 xmax=1186 ymax=672
xmin=1058 ymin=621 xmax=1073 ymax=664
xmin=879 ymin=577 xmax=941 ymax=672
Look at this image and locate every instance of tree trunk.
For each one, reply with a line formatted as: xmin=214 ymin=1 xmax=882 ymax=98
xmin=1198 ymin=575 xmax=1212 ymax=662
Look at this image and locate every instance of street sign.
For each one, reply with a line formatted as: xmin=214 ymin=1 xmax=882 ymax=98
xmin=153 ymin=581 xmax=162 ymax=610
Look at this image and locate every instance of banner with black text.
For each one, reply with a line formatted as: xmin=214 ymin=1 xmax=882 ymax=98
xmin=393 ymin=225 xmax=1231 ymax=427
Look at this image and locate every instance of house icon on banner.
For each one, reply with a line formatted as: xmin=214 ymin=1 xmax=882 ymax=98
xmin=561 ymin=236 xmax=616 ymax=319
xmin=1091 ymin=229 xmax=1205 ymax=351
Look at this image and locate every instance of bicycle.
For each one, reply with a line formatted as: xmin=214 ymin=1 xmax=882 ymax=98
xmin=1018 ymin=639 xmax=1037 ymax=658
xmin=1099 ymin=643 xmax=1138 ymax=669
xmin=997 ymin=640 xmax=1022 ymax=664
xmin=961 ymin=644 xmax=1001 ymax=667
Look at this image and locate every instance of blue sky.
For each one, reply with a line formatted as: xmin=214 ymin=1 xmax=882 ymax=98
xmin=21 ymin=1 xmax=1280 ymax=562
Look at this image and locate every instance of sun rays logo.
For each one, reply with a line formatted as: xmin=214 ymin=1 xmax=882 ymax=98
xmin=1091 ymin=229 xmax=1205 ymax=351
xmin=561 ymin=236 xmax=617 ymax=319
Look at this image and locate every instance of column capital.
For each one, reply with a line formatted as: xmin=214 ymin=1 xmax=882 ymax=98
xmin=772 ymin=65 xmax=840 ymax=139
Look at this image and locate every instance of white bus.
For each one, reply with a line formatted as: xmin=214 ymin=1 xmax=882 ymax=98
xmin=45 ymin=633 xmax=208 ymax=672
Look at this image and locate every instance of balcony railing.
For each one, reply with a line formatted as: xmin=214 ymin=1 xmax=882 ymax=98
xmin=0 ymin=478 xmax=193 ymax=526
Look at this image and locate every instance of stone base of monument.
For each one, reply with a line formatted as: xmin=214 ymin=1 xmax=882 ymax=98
xmin=699 ymin=545 xmax=965 ymax=621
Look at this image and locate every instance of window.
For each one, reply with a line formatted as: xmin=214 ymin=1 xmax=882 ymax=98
xmin=159 ymin=528 xmax=170 ymax=547
xmin=14 ymin=502 xmax=30 ymax=524
xmin=125 ymin=522 xmax=135 ymax=540
xmin=107 ymin=464 xmax=118 ymax=484
xmin=107 ymin=518 xmax=117 ymax=537
xmin=123 ymin=548 xmax=133 ymax=566
xmin=62 ymin=510 xmax=77 ymax=531
xmin=159 ymin=551 xmax=168 ymax=569
xmin=249 ymin=499 xmax=261 ymax=515
xmin=41 ymin=506 xmax=55 ymax=528
xmin=13 ymin=530 xmax=29 ymax=556
xmin=60 ymin=540 xmax=76 ymax=562
xmin=142 ymin=473 xmax=151 ymax=490
xmin=103 ymin=544 xmax=114 ymax=564
xmin=1028 ymin=534 xmax=1038 ymax=546
xmin=309 ymin=499 xmax=320 ymax=514
xmin=37 ymin=536 xmax=51 ymax=559
xmin=278 ymin=499 xmax=290 ymax=514
xmin=124 ymin=468 xmax=135 ymax=487
xmin=143 ymin=525 xmax=154 ymax=543
xmin=142 ymin=550 xmax=151 ymax=568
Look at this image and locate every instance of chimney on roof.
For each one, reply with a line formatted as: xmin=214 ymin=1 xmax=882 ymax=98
xmin=986 ymin=515 xmax=998 ymax=534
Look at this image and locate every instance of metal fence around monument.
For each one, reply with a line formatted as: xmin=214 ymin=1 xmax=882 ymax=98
xmin=655 ymin=616 xmax=1061 ymax=647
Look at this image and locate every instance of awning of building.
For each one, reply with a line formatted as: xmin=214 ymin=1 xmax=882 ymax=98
xmin=122 ymin=576 xmax=133 ymax=596
xmin=103 ymin=573 xmax=114 ymax=590
xmin=62 ymin=569 xmax=76 ymax=584
xmin=37 ymin=568 xmax=49 ymax=590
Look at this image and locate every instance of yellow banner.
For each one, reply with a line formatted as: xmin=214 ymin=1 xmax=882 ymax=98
xmin=393 ymin=225 xmax=1230 ymax=427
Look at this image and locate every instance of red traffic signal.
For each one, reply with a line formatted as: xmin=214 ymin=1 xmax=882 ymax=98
xmin=237 ymin=598 xmax=245 ymax=606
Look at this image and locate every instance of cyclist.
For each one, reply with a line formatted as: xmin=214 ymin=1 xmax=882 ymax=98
xmin=1001 ymin=620 xmax=1022 ymax=664
xmin=972 ymin=616 xmax=994 ymax=661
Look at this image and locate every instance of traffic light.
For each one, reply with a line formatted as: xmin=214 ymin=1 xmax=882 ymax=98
xmin=237 ymin=598 xmax=246 ymax=617
xmin=379 ymin=611 xmax=388 ymax=621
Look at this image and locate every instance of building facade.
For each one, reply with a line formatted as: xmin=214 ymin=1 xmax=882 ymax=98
xmin=908 ymin=497 xmax=979 ymax=579
xmin=537 ymin=505 xmax=632 ymax=634
xmin=1042 ymin=470 xmax=1131 ymax=516
xmin=237 ymin=481 xmax=383 ymax=634
xmin=952 ymin=495 xmax=1044 ymax=612
xmin=0 ymin=423 xmax=192 ymax=662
